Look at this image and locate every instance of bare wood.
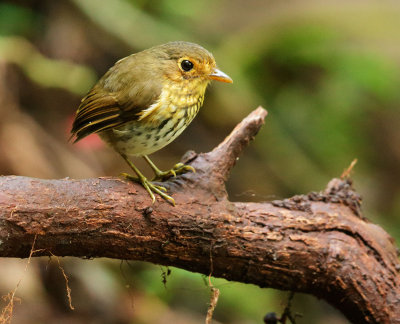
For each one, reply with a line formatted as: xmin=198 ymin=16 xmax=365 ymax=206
xmin=0 ymin=107 xmax=399 ymax=323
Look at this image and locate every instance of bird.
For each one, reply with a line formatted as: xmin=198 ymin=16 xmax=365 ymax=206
xmin=71 ymin=41 xmax=232 ymax=205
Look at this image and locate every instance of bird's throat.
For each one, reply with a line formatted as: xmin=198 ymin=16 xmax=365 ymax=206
xmin=138 ymin=78 xmax=208 ymax=124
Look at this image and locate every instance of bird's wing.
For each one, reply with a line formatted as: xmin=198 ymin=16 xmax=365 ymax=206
xmin=71 ymin=59 xmax=162 ymax=142
xmin=70 ymin=87 xmax=123 ymax=141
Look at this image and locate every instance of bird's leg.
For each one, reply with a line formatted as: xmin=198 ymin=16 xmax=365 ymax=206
xmin=143 ymin=155 xmax=176 ymax=179
xmin=119 ymin=154 xmax=175 ymax=206
xmin=143 ymin=155 xmax=195 ymax=182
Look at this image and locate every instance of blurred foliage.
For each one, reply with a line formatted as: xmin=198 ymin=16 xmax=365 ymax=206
xmin=0 ymin=3 xmax=38 ymax=37
xmin=0 ymin=0 xmax=399 ymax=323
xmin=0 ymin=36 xmax=96 ymax=94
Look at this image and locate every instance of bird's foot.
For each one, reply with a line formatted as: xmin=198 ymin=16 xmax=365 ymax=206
xmin=121 ymin=172 xmax=175 ymax=206
xmin=151 ymin=163 xmax=196 ymax=181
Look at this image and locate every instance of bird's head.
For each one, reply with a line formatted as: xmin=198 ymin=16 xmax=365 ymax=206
xmin=146 ymin=41 xmax=233 ymax=85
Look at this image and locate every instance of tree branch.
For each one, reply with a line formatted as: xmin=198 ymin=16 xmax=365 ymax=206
xmin=0 ymin=107 xmax=399 ymax=323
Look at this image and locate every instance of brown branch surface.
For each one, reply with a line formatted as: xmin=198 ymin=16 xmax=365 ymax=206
xmin=0 ymin=107 xmax=399 ymax=323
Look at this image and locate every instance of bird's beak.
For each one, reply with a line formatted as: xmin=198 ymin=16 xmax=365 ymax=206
xmin=209 ymin=68 xmax=233 ymax=83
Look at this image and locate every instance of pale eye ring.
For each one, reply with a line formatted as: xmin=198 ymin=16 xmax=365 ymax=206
xmin=180 ymin=60 xmax=194 ymax=72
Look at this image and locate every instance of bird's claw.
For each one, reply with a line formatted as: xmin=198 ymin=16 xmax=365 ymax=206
xmin=120 ymin=172 xmax=139 ymax=181
xmin=173 ymin=163 xmax=196 ymax=174
xmin=121 ymin=173 xmax=175 ymax=206
xmin=151 ymin=163 xmax=196 ymax=181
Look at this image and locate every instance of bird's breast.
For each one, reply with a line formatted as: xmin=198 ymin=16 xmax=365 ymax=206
xmin=101 ymin=80 xmax=206 ymax=156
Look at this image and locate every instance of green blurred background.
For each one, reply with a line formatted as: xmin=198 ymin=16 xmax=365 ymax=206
xmin=0 ymin=0 xmax=399 ymax=323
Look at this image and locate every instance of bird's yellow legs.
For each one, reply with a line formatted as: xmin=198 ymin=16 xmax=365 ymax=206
xmin=142 ymin=155 xmax=195 ymax=181
xmin=120 ymin=154 xmax=195 ymax=206
xmin=120 ymin=154 xmax=175 ymax=205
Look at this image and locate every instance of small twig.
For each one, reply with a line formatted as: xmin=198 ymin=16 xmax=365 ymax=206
xmin=160 ymin=266 xmax=171 ymax=288
xmin=50 ymin=254 xmax=74 ymax=310
xmin=205 ymin=287 xmax=220 ymax=324
xmin=341 ymin=158 xmax=358 ymax=179
xmin=263 ymin=292 xmax=301 ymax=324
xmin=0 ymin=235 xmax=41 ymax=324
xmin=120 ymin=260 xmax=135 ymax=310
xmin=205 ymin=243 xmax=219 ymax=324
xmin=280 ymin=292 xmax=300 ymax=324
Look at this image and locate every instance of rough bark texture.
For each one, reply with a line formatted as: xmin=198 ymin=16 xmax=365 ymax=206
xmin=0 ymin=107 xmax=399 ymax=323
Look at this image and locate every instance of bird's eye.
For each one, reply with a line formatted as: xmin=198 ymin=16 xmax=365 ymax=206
xmin=180 ymin=60 xmax=194 ymax=72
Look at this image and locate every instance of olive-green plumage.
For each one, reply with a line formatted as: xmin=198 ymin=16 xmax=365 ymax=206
xmin=71 ymin=41 xmax=232 ymax=205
